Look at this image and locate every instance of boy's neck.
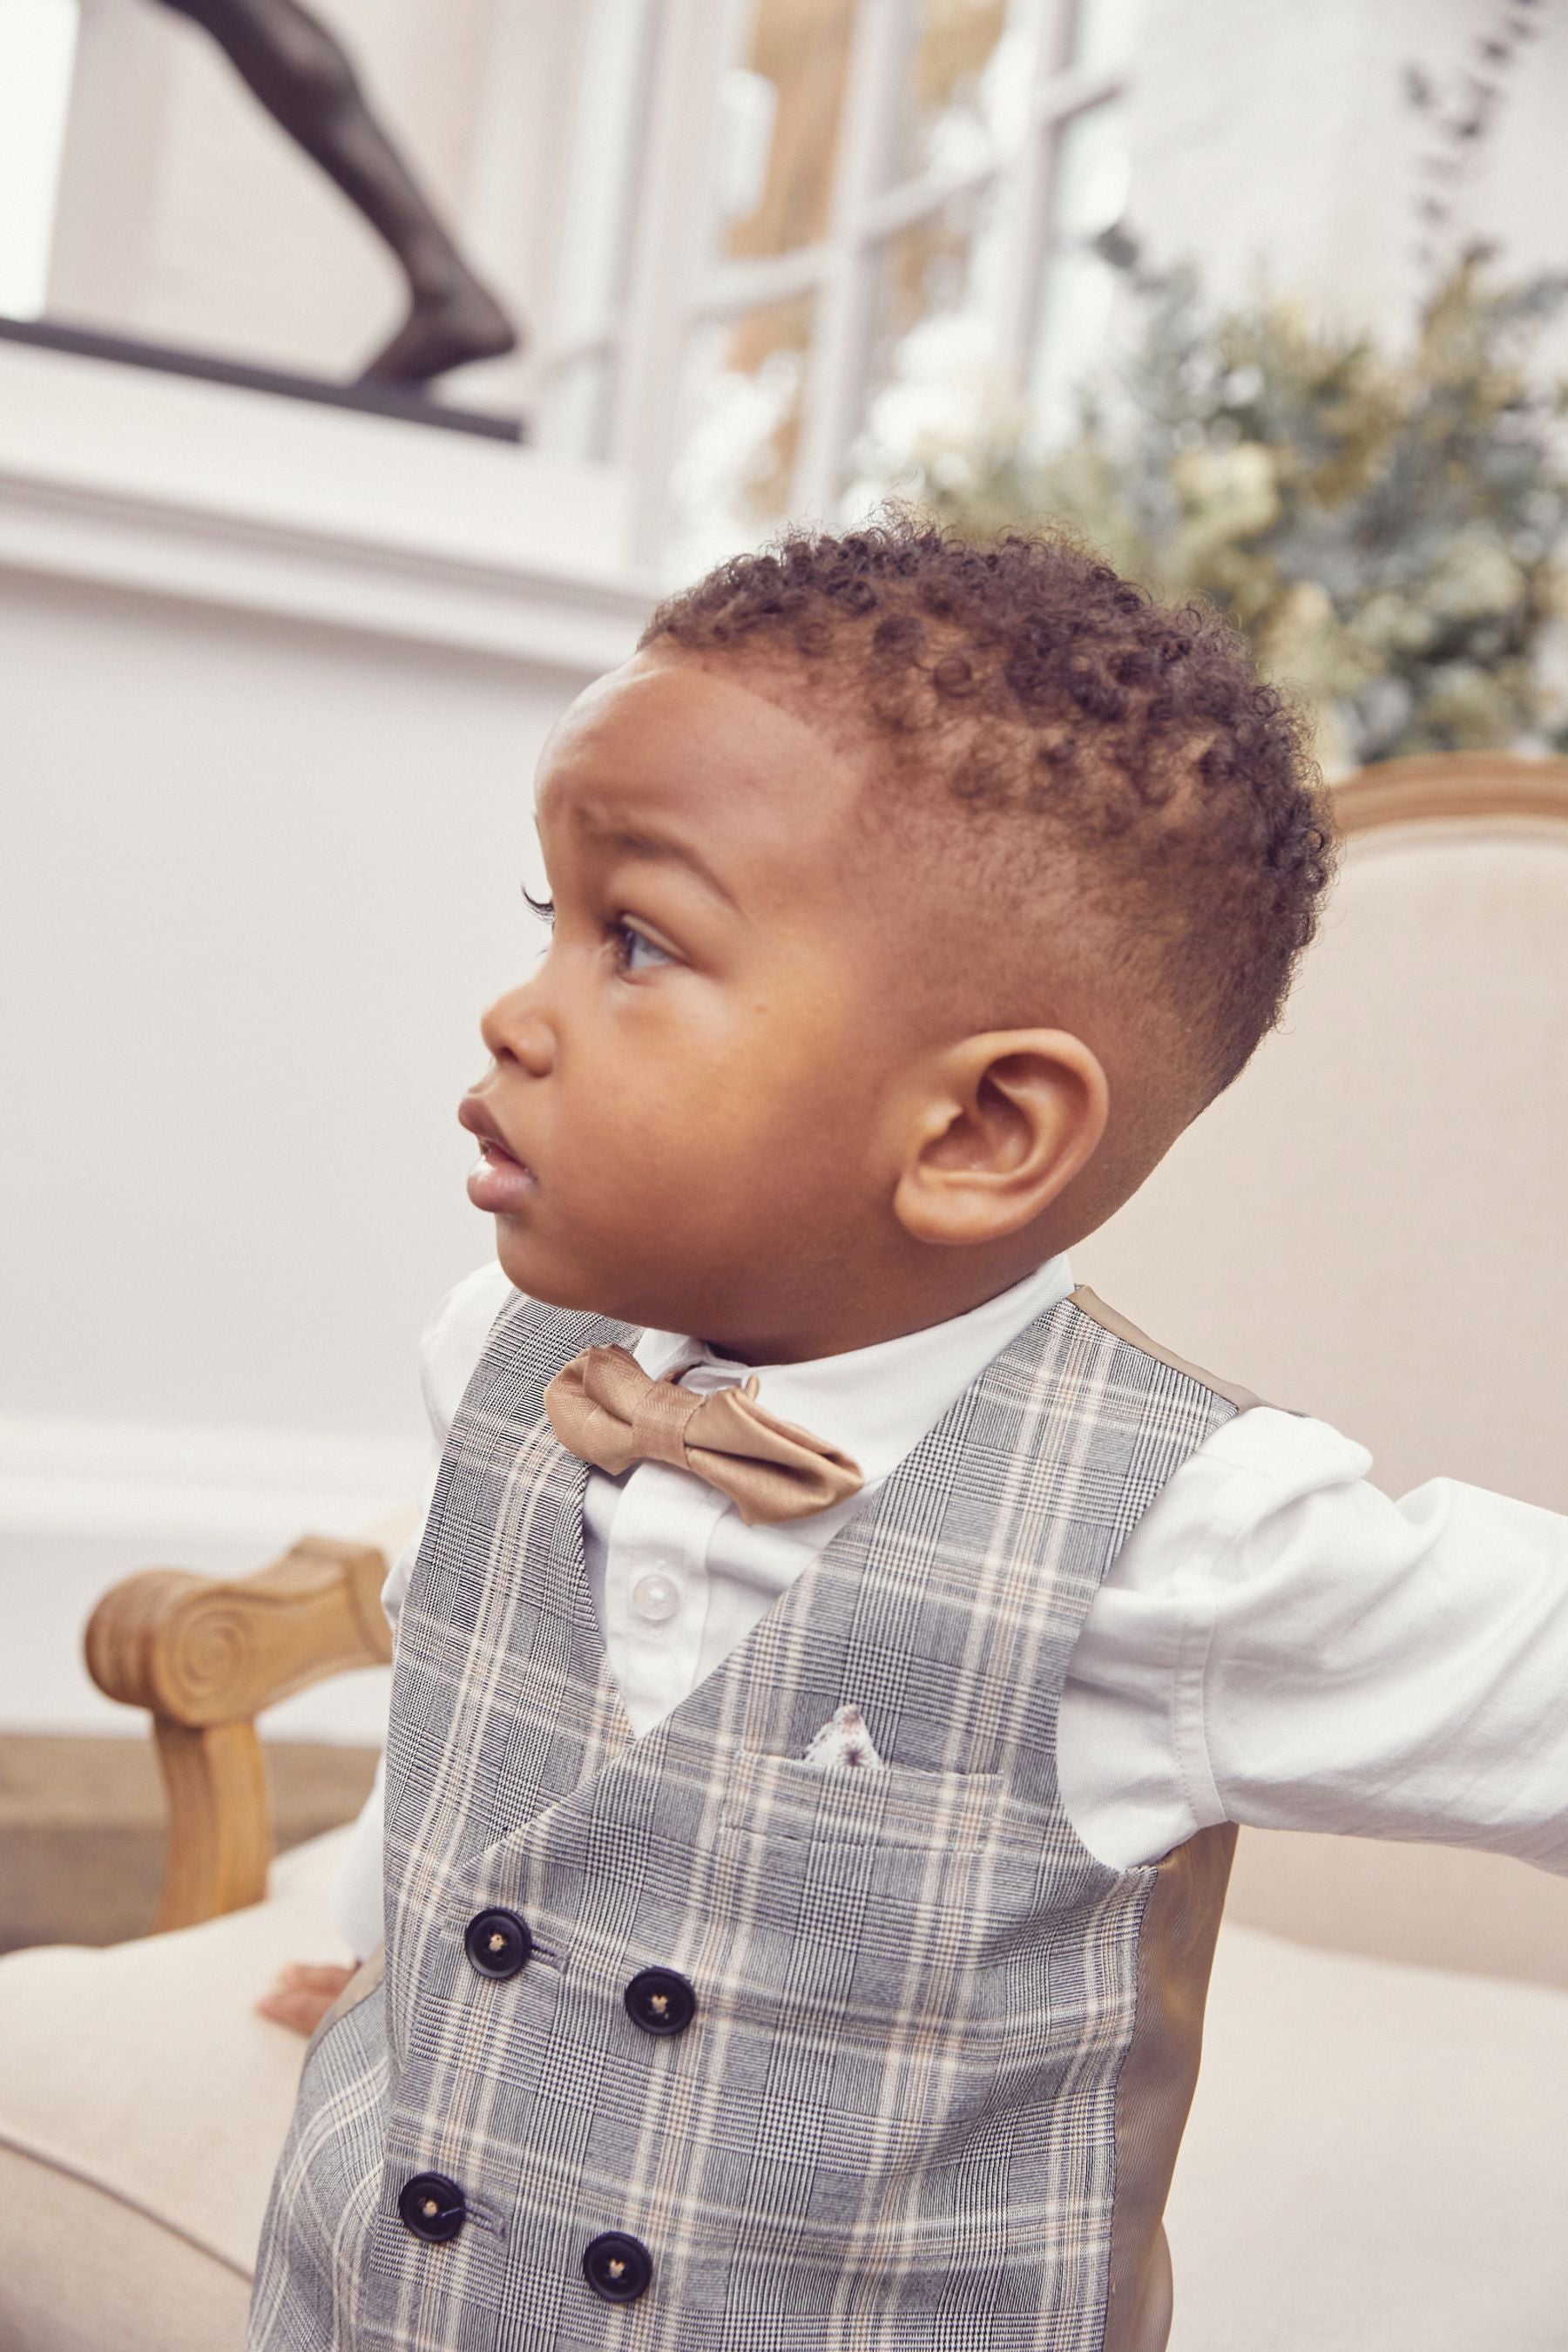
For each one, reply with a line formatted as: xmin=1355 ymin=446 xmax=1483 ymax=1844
xmin=693 ymin=1253 xmax=1067 ymax=1369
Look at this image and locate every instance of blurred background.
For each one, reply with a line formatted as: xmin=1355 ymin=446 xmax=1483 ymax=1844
xmin=3 ymin=0 xmax=1566 ymax=1946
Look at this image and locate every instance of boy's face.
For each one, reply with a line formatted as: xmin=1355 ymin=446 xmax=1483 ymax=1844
xmin=460 ymin=651 xmax=932 ymax=1359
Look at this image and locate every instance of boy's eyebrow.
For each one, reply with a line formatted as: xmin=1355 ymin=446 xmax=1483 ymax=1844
xmin=581 ymin=821 xmax=742 ymax=914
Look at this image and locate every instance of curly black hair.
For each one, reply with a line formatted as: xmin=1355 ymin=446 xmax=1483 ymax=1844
xmin=642 ymin=513 xmax=1335 ymax=1106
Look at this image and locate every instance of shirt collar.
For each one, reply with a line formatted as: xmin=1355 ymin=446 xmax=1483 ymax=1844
xmin=632 ymin=1254 xmax=1076 ymax=1489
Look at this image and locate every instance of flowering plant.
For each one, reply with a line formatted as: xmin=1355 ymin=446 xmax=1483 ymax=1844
xmin=881 ymin=253 xmax=1568 ymax=774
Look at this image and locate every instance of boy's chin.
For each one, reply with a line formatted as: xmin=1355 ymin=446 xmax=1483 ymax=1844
xmin=492 ymin=1226 xmax=739 ymax=1343
xmin=492 ymin=1222 xmax=578 ymax=1308
xmin=491 ymin=1225 xmax=647 ymax=1327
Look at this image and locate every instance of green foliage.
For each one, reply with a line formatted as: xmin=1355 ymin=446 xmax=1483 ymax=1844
xmin=902 ymin=256 xmax=1568 ymax=772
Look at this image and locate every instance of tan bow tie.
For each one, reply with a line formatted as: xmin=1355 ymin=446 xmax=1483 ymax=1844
xmin=544 ymin=1345 xmax=863 ymax=1527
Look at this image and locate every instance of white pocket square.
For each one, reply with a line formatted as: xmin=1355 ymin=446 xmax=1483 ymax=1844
xmin=801 ymin=1703 xmax=884 ymax=1770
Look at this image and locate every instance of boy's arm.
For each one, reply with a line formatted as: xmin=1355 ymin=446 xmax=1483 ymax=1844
xmin=1059 ymin=1406 xmax=1568 ymax=1874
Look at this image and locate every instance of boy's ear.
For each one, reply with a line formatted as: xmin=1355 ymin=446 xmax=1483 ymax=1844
xmin=891 ymin=1030 xmax=1109 ymax=1248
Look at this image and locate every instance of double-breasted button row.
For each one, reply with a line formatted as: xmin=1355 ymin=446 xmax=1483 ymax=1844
xmin=403 ymin=1921 xmax=689 ymax=2288
xmin=462 ymin=1910 xmax=698 ymax=2039
xmin=396 ymin=2178 xmax=654 ymax=2303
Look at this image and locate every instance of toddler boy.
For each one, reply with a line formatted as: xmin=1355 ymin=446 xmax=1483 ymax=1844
xmin=250 ymin=518 xmax=1568 ymax=2350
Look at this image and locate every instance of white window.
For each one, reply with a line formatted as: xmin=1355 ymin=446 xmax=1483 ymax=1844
xmin=531 ymin=0 xmax=663 ymax=463
xmin=531 ymin=0 xmax=1139 ymax=571
xmin=0 ymin=0 xmax=79 ymax=319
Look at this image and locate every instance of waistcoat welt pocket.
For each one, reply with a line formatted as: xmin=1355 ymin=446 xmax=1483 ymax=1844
xmin=719 ymin=1746 xmax=1037 ymax=1853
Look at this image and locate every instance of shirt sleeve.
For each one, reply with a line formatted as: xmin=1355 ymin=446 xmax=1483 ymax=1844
xmin=375 ymin=1259 xmax=517 ymax=1635
xmin=328 ymin=1259 xmax=516 ymax=1958
xmin=1057 ymin=1405 xmax=1568 ymax=1875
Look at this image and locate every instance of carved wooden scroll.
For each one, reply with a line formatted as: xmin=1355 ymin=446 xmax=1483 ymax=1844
xmin=84 ymin=1536 xmax=391 ymax=1931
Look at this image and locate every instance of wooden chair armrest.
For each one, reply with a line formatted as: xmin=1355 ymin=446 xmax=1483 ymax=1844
xmin=84 ymin=1535 xmax=392 ymax=1932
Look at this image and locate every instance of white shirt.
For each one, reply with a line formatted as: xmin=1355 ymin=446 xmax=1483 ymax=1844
xmin=332 ymin=1259 xmax=1568 ymax=1958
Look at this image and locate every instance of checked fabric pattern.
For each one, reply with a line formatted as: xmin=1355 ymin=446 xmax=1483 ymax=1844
xmin=249 ymin=1288 xmax=1240 ymax=2352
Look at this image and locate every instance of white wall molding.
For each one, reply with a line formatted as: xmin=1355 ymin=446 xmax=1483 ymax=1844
xmin=0 ymin=1415 xmax=411 ymax=1741
xmin=1 ymin=1414 xmax=412 ymax=1739
xmin=0 ymin=1413 xmax=424 ymax=1549
xmin=0 ymin=340 xmax=657 ymax=669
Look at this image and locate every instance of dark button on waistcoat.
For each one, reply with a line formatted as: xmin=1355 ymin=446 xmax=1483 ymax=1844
xmin=624 ymin=1964 xmax=697 ymax=2037
xmin=397 ymin=2173 xmax=466 ymax=2244
xmin=464 ymin=1908 xmax=533 ymax=1980
xmin=582 ymin=2231 xmax=653 ymax=2303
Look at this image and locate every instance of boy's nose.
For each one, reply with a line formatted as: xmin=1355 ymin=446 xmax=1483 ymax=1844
xmin=480 ymin=989 xmax=555 ymax=1078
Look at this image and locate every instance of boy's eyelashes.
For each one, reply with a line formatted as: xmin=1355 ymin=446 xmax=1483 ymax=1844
xmin=521 ymin=885 xmax=556 ymax=927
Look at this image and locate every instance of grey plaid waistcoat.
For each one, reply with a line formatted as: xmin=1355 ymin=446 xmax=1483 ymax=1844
xmin=250 ymin=1285 xmax=1243 ymax=2352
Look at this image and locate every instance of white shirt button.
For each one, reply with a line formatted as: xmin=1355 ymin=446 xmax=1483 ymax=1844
xmin=630 ymin=1570 xmax=682 ymax=1625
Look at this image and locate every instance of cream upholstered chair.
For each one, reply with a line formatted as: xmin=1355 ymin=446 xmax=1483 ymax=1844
xmin=0 ymin=1533 xmax=403 ymax=2352
xmin=1071 ymin=752 xmax=1568 ymax=2351
xmin=2 ymin=752 xmax=1566 ymax=2352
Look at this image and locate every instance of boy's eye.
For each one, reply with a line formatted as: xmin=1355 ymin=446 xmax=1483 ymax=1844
xmin=521 ymin=886 xmax=555 ymax=928
xmin=612 ymin=920 xmax=673 ymax=976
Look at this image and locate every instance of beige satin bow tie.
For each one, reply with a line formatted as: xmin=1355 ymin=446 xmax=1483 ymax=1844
xmin=544 ymin=1345 xmax=863 ymax=1527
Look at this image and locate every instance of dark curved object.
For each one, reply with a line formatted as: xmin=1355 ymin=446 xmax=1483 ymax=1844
xmin=623 ymin=1964 xmax=699 ymax=2037
xmin=152 ymin=0 xmax=520 ymax=384
xmin=396 ymin=2171 xmax=468 ymax=2245
xmin=463 ymin=1907 xmax=535 ymax=1979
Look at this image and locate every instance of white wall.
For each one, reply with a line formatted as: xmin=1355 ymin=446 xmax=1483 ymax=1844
xmin=1128 ymin=0 xmax=1568 ymax=370
xmin=0 ymin=338 xmax=652 ymax=1736
xmin=3 ymin=574 xmax=571 ymax=1441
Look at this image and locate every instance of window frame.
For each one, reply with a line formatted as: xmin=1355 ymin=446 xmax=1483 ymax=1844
xmin=535 ymin=0 xmax=1136 ymax=566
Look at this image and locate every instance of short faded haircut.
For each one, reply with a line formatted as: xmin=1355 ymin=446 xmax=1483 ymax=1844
xmin=642 ymin=513 xmax=1335 ymax=1105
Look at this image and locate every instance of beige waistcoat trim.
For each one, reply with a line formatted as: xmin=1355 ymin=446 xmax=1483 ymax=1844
xmin=302 ymin=1943 xmax=386 ymax=2067
xmin=1070 ymin=1287 xmax=1263 ymax=1415
xmin=1102 ymin=1821 xmax=1240 ymax=2352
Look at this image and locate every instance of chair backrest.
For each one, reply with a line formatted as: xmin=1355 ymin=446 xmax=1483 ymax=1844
xmin=1076 ymin=751 xmax=1568 ymax=1984
xmin=1076 ymin=753 xmax=1568 ymax=1514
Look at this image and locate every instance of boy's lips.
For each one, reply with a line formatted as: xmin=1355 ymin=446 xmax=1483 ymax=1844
xmin=459 ymin=1095 xmax=537 ymax=1215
